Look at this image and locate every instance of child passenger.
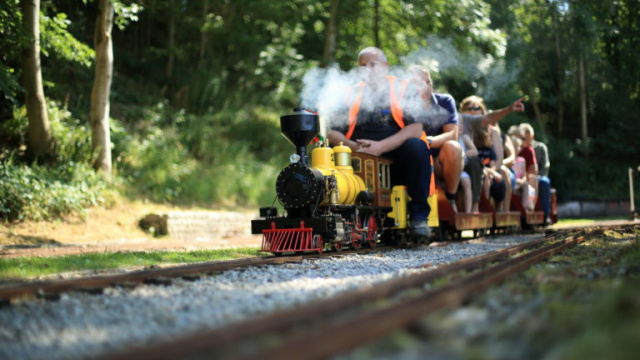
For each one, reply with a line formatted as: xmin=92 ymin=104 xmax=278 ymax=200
xmin=509 ymin=132 xmax=536 ymax=211
xmin=473 ymin=127 xmax=506 ymax=209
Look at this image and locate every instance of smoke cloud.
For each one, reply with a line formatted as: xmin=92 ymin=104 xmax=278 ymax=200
xmin=299 ymin=36 xmax=519 ymax=138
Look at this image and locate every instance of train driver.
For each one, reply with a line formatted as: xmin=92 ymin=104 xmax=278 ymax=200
xmin=327 ymin=47 xmax=433 ymax=238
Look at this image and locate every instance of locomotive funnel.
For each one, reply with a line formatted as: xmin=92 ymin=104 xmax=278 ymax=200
xmin=280 ymin=109 xmax=319 ymax=165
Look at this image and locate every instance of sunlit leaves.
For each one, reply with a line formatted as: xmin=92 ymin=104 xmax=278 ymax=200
xmin=41 ymin=12 xmax=94 ymax=67
xmin=113 ymin=2 xmax=143 ymax=30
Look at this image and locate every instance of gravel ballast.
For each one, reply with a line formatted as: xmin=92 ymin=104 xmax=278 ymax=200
xmin=0 ymin=234 xmax=544 ymax=360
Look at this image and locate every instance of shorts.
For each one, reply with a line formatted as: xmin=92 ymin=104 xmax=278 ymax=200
xmin=490 ymin=179 xmax=507 ymax=203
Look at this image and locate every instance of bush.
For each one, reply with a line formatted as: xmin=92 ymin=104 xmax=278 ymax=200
xmin=2 ymin=99 xmax=303 ymax=214
xmin=116 ymin=103 xmax=291 ymax=206
xmin=2 ymin=101 xmax=93 ymax=164
xmin=549 ymin=138 xmax=636 ymax=201
xmin=0 ymin=159 xmax=112 ymax=222
xmin=117 ymin=126 xmax=198 ymax=203
xmin=0 ymin=102 xmax=115 ymax=222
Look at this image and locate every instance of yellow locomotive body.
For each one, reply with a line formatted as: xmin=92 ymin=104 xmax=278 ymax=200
xmin=251 ymin=109 xmax=439 ymax=255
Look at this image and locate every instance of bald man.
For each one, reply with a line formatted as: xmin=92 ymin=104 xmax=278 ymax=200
xmin=328 ymin=47 xmax=432 ymax=237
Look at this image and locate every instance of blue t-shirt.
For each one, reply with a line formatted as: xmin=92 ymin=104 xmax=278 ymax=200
xmin=410 ymin=93 xmax=458 ymax=158
xmin=477 ymin=147 xmax=497 ymax=167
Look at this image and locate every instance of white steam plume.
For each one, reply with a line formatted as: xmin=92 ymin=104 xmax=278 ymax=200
xmin=298 ymin=36 xmax=519 ymax=139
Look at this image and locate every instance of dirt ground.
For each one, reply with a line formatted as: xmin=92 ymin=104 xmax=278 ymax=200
xmin=2 ymin=201 xmax=635 ymax=259
xmin=0 ymin=201 xmax=262 ymax=259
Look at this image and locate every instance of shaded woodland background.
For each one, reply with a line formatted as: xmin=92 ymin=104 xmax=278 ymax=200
xmin=1 ymin=0 xmax=639 ymax=221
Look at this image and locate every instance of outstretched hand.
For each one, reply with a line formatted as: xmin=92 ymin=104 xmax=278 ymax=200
xmin=510 ymin=97 xmax=526 ymax=112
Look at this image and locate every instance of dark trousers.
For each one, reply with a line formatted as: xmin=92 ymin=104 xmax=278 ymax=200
xmin=386 ymin=138 xmax=432 ymax=222
xmin=465 ymin=155 xmax=484 ymax=203
xmin=539 ymin=176 xmax=551 ymax=217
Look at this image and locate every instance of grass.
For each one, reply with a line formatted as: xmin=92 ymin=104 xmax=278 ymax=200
xmin=495 ymin=226 xmax=640 ymax=359
xmin=556 ymin=216 xmax=628 ymax=225
xmin=0 ymin=247 xmax=263 ymax=280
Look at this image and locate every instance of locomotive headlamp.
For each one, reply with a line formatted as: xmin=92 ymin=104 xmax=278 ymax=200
xmin=290 ymin=153 xmax=301 ymax=163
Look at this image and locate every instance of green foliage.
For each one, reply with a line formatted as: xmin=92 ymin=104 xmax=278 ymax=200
xmin=2 ymin=0 xmax=639 ymax=214
xmin=6 ymin=101 xmax=94 ymax=163
xmin=0 ymin=159 xmax=112 ymax=222
xmin=41 ymin=12 xmax=94 ymax=67
xmin=118 ymin=126 xmax=198 ymax=203
xmin=112 ymin=2 xmax=143 ymax=30
xmin=0 ymin=101 xmax=114 ymax=222
xmin=113 ymin=103 xmax=290 ymax=206
xmin=0 ymin=0 xmax=23 ymax=106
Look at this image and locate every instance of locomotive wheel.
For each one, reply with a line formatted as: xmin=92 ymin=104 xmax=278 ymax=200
xmin=331 ymin=241 xmax=343 ymax=252
xmin=350 ymin=218 xmax=363 ymax=250
xmin=313 ymin=234 xmax=324 ymax=255
xmin=363 ymin=215 xmax=379 ymax=248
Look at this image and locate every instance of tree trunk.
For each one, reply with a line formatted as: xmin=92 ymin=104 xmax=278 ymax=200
xmin=90 ymin=0 xmax=114 ymax=176
xmin=321 ymin=0 xmax=340 ymax=67
xmin=21 ymin=0 xmax=53 ymax=159
xmin=578 ymin=53 xmax=588 ymax=155
xmin=167 ymin=0 xmax=177 ymax=75
xmin=373 ymin=0 xmax=380 ymax=48
xmin=551 ymin=6 xmax=564 ymax=136
xmin=198 ymin=0 xmax=209 ymax=70
xmin=527 ymin=87 xmax=543 ymax=126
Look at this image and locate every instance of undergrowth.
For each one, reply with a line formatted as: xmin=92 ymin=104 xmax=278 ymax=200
xmin=0 ymin=100 xmax=291 ymax=222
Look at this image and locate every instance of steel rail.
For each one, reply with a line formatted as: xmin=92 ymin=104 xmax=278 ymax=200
xmin=0 ymin=247 xmax=389 ymax=302
xmin=103 ymin=232 xmax=570 ymax=360
xmin=238 ymin=233 xmax=587 ymax=360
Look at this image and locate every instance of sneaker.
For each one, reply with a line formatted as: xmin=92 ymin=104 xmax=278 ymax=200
xmin=410 ymin=220 xmax=431 ymax=237
xmin=544 ymin=217 xmax=553 ymax=225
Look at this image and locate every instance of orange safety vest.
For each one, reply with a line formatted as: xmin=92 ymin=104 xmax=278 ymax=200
xmin=345 ymin=76 xmax=435 ymax=196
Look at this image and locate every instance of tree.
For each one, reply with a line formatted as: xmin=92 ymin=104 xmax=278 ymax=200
xmin=89 ymin=0 xmax=113 ymax=176
xmin=21 ymin=0 xmax=53 ymax=159
xmin=321 ymin=0 xmax=341 ymax=67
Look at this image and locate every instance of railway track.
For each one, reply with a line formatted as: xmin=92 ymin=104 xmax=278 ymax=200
xmin=1 ymin=222 xmax=631 ymax=305
xmin=96 ymin=226 xmax=616 ymax=360
xmin=0 ymin=246 xmax=389 ymax=304
xmin=0 ymin=222 xmax=628 ymax=304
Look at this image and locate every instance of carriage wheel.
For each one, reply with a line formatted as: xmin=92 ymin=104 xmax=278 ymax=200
xmin=364 ymin=215 xmax=379 ymax=248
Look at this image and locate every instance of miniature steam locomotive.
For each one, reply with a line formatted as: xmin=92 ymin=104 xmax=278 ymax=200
xmin=251 ymin=109 xmax=556 ymax=255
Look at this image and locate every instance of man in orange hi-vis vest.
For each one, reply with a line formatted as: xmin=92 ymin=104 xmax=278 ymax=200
xmin=327 ymin=47 xmax=432 ymax=237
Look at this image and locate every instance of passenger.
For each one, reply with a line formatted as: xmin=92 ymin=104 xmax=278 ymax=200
xmin=473 ymin=127 xmax=506 ymax=209
xmin=406 ymin=66 xmax=464 ymax=213
xmin=459 ymin=96 xmax=525 ymax=134
xmin=327 ymin=47 xmax=432 ymax=237
xmin=519 ymin=123 xmax=552 ymax=223
xmin=499 ymin=125 xmax=518 ymax=210
xmin=458 ymin=133 xmax=479 ymax=213
xmin=459 ymin=96 xmax=525 ymax=212
xmin=508 ymin=128 xmax=537 ymax=210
